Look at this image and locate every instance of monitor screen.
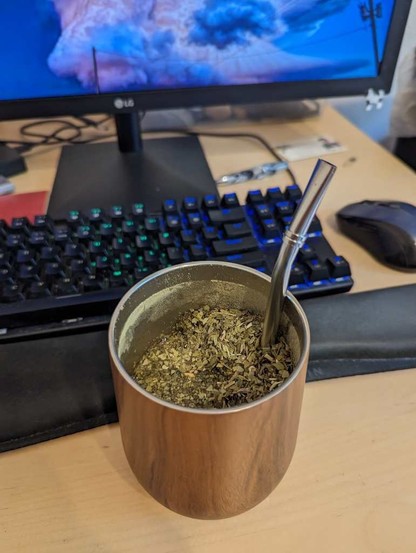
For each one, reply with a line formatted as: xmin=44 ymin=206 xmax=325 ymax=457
xmin=0 ymin=0 xmax=404 ymax=103
xmin=0 ymin=1 xmax=411 ymax=216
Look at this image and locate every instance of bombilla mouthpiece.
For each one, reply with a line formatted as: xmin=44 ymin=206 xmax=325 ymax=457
xmin=261 ymin=159 xmax=337 ymax=348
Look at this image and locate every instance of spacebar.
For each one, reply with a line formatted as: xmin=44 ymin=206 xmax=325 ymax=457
xmin=216 ymin=251 xmax=265 ymax=268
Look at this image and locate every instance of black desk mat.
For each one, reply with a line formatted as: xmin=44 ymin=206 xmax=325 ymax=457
xmin=1 ymin=284 xmax=415 ymax=453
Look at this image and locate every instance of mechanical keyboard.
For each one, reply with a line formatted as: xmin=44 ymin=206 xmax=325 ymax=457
xmin=0 ymin=185 xmax=353 ymax=338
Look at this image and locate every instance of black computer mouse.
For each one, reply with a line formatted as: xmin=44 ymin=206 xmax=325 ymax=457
xmin=336 ymin=200 xmax=416 ymax=271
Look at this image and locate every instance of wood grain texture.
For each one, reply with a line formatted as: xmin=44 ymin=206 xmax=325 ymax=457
xmin=111 ymin=354 xmax=307 ymax=519
xmin=109 ymin=263 xmax=309 ymax=519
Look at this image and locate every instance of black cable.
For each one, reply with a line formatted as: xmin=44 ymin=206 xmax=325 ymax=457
xmin=3 ymin=114 xmax=296 ymax=183
xmin=21 ymin=120 xmax=83 ymax=145
xmin=1 ymin=115 xmax=115 ymax=153
xmin=144 ymin=127 xmax=296 ymax=184
xmin=0 ymin=139 xmax=40 ymax=148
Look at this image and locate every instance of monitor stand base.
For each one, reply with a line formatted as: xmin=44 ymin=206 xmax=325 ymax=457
xmin=47 ymin=136 xmax=218 ymax=218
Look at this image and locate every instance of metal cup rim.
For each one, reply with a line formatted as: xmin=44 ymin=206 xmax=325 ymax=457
xmin=108 ymin=261 xmax=310 ymax=415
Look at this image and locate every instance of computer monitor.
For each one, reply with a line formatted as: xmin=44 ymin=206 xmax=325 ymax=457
xmin=0 ymin=1 xmax=412 ymax=215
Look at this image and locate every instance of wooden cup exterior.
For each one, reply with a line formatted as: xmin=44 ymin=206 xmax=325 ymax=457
xmin=111 ymin=352 xmax=308 ymax=519
xmin=109 ymin=263 xmax=309 ymax=519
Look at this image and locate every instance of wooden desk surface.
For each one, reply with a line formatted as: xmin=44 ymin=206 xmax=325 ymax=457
xmin=1 ymin=106 xmax=416 ymax=552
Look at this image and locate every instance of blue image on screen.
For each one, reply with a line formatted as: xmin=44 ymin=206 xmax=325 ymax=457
xmin=274 ymin=0 xmax=395 ymax=80
xmin=0 ymin=1 xmax=87 ymax=101
xmin=0 ymin=0 xmax=397 ymax=102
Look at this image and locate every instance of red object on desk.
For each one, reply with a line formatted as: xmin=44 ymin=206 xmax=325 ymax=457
xmin=0 ymin=191 xmax=49 ymax=224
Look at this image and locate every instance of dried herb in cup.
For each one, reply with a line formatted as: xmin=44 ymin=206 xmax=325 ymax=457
xmin=132 ymin=305 xmax=293 ymax=409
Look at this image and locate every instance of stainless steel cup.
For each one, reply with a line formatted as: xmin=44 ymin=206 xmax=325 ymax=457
xmin=109 ymin=262 xmax=310 ymax=519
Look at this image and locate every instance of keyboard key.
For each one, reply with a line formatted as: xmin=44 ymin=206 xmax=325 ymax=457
xmin=163 ymin=199 xmax=178 ymax=214
xmin=166 ymin=215 xmax=182 ymax=232
xmin=274 ymin=201 xmax=294 ymax=218
xmin=110 ymin=205 xmax=124 ymax=219
xmin=285 ymin=184 xmax=302 ymax=201
xmin=40 ymin=246 xmax=60 ymax=261
xmin=144 ymin=217 xmax=160 ymax=233
xmin=308 ymin=216 xmax=322 ymax=233
xmin=180 ymin=229 xmax=197 ymax=244
xmin=266 ymin=187 xmax=284 ymax=203
xmin=99 ymin=222 xmax=115 ymax=236
xmin=121 ymin=219 xmax=136 ymax=235
xmin=28 ymin=231 xmax=49 ymax=247
xmin=79 ymin=274 xmax=102 ymax=292
xmin=182 ymin=197 xmax=198 ymax=211
xmin=111 ymin=258 xmax=122 ymax=271
xmin=53 ymin=226 xmax=70 ymax=243
xmin=246 ymin=190 xmax=264 ymax=204
xmin=67 ymin=210 xmax=82 ymax=225
xmin=0 ymin=267 xmax=13 ymax=282
xmin=212 ymin=237 xmax=258 ymax=256
xmin=216 ymin=250 xmax=264 ymax=268
xmin=18 ymin=264 xmax=38 ymax=280
xmin=260 ymin=218 xmax=280 ymax=239
xmin=208 ymin=207 xmax=245 ymax=225
xmin=64 ymin=243 xmax=83 ymax=258
xmin=16 ymin=249 xmax=34 ymax=264
xmin=1 ymin=283 xmax=23 ymax=303
xmin=6 ymin=234 xmax=24 ymax=248
xmin=11 ymin=217 xmax=29 ymax=231
xmin=289 ymin=264 xmax=305 ymax=285
xmin=53 ymin=278 xmax=78 ymax=296
xmin=87 ymin=208 xmax=104 ymax=222
xmin=144 ymin=249 xmax=158 ymax=267
xmin=305 ymin=259 xmax=330 ymax=281
xmin=202 ymin=226 xmax=220 ymax=243
xmin=0 ymin=251 xmax=11 ymax=266
xmin=75 ymin=225 xmax=94 ymax=240
xmin=120 ymin=252 xmax=135 ymax=268
xmin=96 ymin=255 xmax=110 ymax=269
xmin=254 ymin=204 xmax=273 ymax=220
xmin=189 ymin=244 xmax=207 ymax=260
xmin=224 ymin=221 xmax=252 ymax=238
xmin=109 ymin=270 xmax=127 ymax=287
xmin=132 ymin=203 xmax=145 ymax=221
xmin=70 ymin=259 xmax=86 ymax=274
xmin=112 ymin=237 xmax=129 ymax=252
xmin=44 ymin=261 xmax=64 ymax=277
xmin=327 ymin=255 xmax=351 ymax=278
xmin=187 ymin=212 xmax=203 ymax=230
xmin=135 ymin=235 xmax=151 ymax=250
xmin=88 ymin=240 xmax=105 ymax=254
xmin=221 ymin=193 xmax=240 ymax=208
xmin=27 ymin=281 xmax=51 ymax=299
xmin=298 ymin=243 xmax=315 ymax=261
xmin=158 ymin=232 xmax=175 ymax=247
xmin=202 ymin=194 xmax=219 ymax=210
xmin=33 ymin=215 xmax=53 ymax=229
xmin=167 ymin=247 xmax=185 ymax=264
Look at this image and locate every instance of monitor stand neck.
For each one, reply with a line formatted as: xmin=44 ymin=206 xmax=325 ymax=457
xmin=115 ymin=112 xmax=143 ymax=153
xmin=47 ymin=111 xmax=217 ymax=218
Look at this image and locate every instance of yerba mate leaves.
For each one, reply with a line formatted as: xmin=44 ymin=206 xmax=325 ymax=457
xmin=133 ymin=306 xmax=293 ymax=409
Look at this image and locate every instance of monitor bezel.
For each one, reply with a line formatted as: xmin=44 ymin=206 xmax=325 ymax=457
xmin=0 ymin=0 xmax=411 ymax=121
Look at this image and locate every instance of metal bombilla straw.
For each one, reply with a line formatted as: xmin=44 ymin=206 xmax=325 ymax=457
xmin=261 ymin=159 xmax=337 ymax=348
